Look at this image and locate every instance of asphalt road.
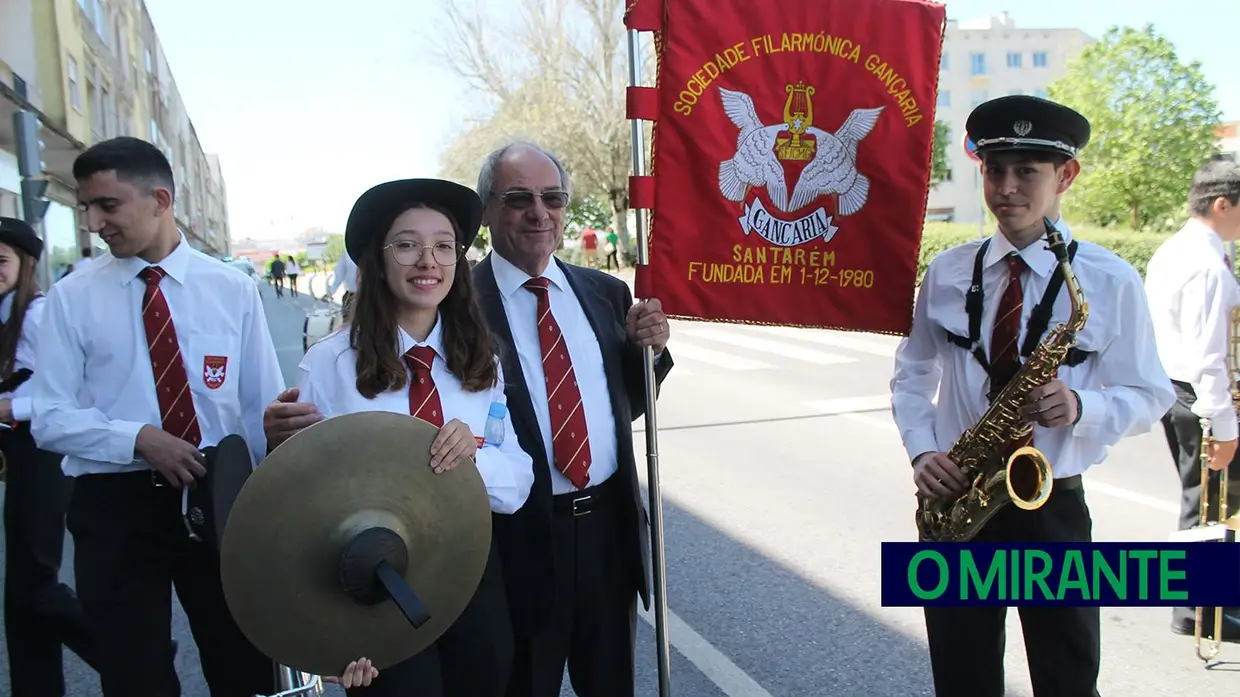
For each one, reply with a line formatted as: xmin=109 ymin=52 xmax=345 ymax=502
xmin=3 ymin=276 xmax=1239 ymax=696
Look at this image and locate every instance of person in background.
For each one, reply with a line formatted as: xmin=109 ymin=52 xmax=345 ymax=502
xmin=1145 ymin=158 xmax=1240 ymax=642
xmin=603 ymin=228 xmax=619 ymax=271
xmin=263 ymin=177 xmax=534 ymax=695
xmin=270 ymin=254 xmax=286 ymax=298
xmin=580 ymin=227 xmax=598 ymax=269
xmin=30 ymin=136 xmax=286 ymax=697
xmin=0 ymin=217 xmax=100 ymax=697
xmin=328 ymin=251 xmax=359 ymax=320
xmin=285 ymin=254 xmax=301 ymax=297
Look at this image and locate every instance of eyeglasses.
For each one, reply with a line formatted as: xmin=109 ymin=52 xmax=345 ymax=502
xmin=384 ymin=240 xmax=461 ymax=266
xmin=498 ymin=190 xmax=570 ymax=210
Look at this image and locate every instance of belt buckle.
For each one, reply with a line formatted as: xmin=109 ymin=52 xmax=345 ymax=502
xmin=572 ymin=494 xmax=593 ymax=517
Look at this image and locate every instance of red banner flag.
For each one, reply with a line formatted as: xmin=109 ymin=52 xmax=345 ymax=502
xmin=626 ymin=0 xmax=946 ymax=336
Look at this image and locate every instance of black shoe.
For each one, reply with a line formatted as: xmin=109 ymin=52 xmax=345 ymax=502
xmin=1171 ymin=608 xmax=1240 ymax=643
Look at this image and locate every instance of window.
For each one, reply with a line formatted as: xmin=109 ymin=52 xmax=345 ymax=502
xmin=145 ymin=47 xmax=152 ymax=73
xmin=67 ymin=57 xmax=81 ymax=111
xmin=970 ymin=89 xmax=988 ymax=107
xmin=969 ymin=52 xmax=986 ymax=76
xmin=1033 ymin=52 xmax=1048 ymax=68
xmin=1007 ymin=52 xmax=1022 ymax=68
xmin=937 ymin=90 xmax=950 ymax=107
xmin=940 ymin=53 xmax=949 ymax=71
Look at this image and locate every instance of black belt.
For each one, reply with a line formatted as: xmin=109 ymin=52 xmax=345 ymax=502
xmin=1055 ymin=474 xmax=1082 ymax=491
xmin=553 ymin=477 xmax=618 ymax=517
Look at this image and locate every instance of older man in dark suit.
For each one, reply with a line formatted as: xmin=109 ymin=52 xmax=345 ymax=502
xmin=471 ymin=142 xmax=672 ymax=697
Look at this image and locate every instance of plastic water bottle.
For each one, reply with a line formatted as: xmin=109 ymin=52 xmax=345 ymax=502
xmin=483 ymin=402 xmax=507 ymax=447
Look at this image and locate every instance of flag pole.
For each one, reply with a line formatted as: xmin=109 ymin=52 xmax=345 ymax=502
xmin=626 ymin=26 xmax=673 ymax=697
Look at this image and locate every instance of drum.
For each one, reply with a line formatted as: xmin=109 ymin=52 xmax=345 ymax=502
xmin=303 ymin=307 xmax=343 ymax=352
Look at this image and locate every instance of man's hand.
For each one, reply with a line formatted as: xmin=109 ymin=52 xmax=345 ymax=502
xmin=264 ymin=387 xmax=323 ymax=449
xmin=1208 ymin=437 xmax=1237 ymax=471
xmin=429 ymin=419 xmax=476 ymax=474
xmin=1020 ymin=380 xmax=1078 ymax=428
xmin=913 ymin=452 xmax=970 ymax=500
xmin=135 ymin=425 xmax=206 ymax=488
xmin=626 ymin=298 xmax=670 ymax=354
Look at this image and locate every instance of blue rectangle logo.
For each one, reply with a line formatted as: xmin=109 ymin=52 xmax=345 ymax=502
xmin=880 ymin=542 xmax=1240 ymax=607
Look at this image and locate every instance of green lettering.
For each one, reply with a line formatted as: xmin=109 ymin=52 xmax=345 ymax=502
xmin=1129 ymin=550 xmax=1158 ymax=600
xmin=909 ymin=550 xmax=949 ymax=600
xmin=1159 ymin=550 xmax=1188 ymax=601
xmin=1056 ymin=550 xmax=1091 ymax=600
xmin=962 ymin=550 xmax=1004 ymax=600
xmin=1092 ymin=549 xmax=1126 ymax=600
xmin=1024 ymin=550 xmax=1055 ymax=600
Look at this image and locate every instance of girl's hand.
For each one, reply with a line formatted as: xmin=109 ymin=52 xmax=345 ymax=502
xmin=430 ymin=418 xmax=476 ymax=474
xmin=323 ymin=658 xmax=378 ymax=689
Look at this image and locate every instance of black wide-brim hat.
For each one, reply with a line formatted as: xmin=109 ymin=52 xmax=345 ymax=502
xmin=0 ymin=216 xmax=44 ymax=261
xmin=345 ymin=179 xmax=483 ymax=265
xmin=966 ymin=95 xmax=1090 ymax=160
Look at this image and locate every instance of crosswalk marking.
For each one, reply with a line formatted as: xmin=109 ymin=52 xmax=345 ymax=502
xmin=671 ymin=341 xmax=775 ymax=371
xmin=749 ymin=325 xmax=901 ymax=357
xmin=683 ymin=328 xmax=858 ymax=366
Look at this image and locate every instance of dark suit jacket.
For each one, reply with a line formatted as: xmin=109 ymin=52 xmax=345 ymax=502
xmin=474 ymin=254 xmax=673 ymax=637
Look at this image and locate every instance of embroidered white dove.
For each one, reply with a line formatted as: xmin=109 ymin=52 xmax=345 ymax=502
xmin=717 ymin=87 xmax=884 ymax=216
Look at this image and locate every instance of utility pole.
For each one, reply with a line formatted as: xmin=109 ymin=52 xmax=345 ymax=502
xmin=13 ymin=110 xmax=51 ymax=289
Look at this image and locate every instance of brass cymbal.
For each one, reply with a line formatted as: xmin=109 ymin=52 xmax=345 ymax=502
xmin=219 ymin=411 xmax=492 ymax=676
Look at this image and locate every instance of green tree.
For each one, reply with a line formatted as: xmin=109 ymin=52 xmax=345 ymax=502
xmin=929 ymin=119 xmax=950 ymax=187
xmin=1048 ymin=24 xmax=1221 ymax=231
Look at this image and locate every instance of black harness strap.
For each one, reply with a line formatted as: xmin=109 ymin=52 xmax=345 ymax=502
xmin=945 ymin=238 xmax=1091 ymax=375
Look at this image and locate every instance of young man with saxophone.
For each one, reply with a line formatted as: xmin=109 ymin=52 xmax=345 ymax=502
xmin=890 ymin=95 xmax=1175 ymax=697
xmin=1145 ymin=159 xmax=1240 ymax=643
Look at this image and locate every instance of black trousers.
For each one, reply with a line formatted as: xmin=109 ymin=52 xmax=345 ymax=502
xmin=347 ymin=535 xmax=514 ymax=697
xmin=923 ymin=477 xmax=1100 ymax=697
xmin=506 ymin=477 xmax=637 ymax=697
xmin=66 ymin=471 xmax=277 ymax=697
xmin=2 ymin=428 xmax=98 ymax=697
xmin=1161 ymin=381 xmax=1240 ymax=625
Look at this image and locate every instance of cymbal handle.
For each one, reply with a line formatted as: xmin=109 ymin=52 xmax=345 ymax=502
xmin=376 ymin=560 xmax=431 ymax=629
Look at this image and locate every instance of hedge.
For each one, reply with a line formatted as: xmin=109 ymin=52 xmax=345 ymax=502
xmin=916 ymin=222 xmax=1171 ymax=285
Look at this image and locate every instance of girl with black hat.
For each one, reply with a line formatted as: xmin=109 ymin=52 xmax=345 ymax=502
xmin=292 ymin=180 xmax=534 ymax=695
xmin=0 ymin=216 xmax=98 ymax=695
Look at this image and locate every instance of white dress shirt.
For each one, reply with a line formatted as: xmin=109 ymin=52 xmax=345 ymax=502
xmin=1145 ymin=218 xmax=1240 ymax=441
xmin=31 ymin=235 xmax=286 ymax=475
xmin=295 ymin=317 xmax=534 ymax=514
xmin=490 ymin=251 xmax=620 ymax=495
xmin=0 ymin=292 xmax=45 ymax=422
xmin=891 ymin=220 xmax=1176 ymax=478
xmin=328 ymin=255 xmax=358 ymax=295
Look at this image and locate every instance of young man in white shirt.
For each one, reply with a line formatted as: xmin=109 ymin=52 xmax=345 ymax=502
xmin=30 ymin=136 xmax=286 ymax=697
xmin=1145 ymin=158 xmax=1240 ymax=642
xmin=891 ymin=96 xmax=1175 ymax=696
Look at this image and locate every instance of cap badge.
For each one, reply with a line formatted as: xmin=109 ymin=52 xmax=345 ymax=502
xmin=1013 ymin=120 xmax=1033 ymax=137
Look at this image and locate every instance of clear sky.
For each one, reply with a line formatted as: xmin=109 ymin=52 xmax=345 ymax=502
xmin=143 ymin=0 xmax=1239 ymax=243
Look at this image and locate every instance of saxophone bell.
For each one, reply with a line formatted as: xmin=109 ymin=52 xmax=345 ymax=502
xmin=1005 ymin=445 xmax=1055 ymax=511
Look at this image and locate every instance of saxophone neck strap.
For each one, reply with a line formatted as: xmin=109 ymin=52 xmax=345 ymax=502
xmin=945 ymin=237 xmax=1089 ymax=374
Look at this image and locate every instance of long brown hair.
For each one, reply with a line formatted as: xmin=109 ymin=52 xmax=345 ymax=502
xmin=0 ymin=247 xmax=41 ymax=378
xmin=350 ymin=203 xmax=497 ymax=399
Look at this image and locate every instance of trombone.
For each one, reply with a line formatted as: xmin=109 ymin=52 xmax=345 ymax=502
xmin=1192 ymin=304 xmax=1240 ymax=664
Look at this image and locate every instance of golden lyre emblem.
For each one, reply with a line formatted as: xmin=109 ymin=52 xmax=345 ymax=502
xmin=775 ymin=82 xmax=817 ymax=162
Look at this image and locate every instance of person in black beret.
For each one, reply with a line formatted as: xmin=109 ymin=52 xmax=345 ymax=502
xmin=891 ymin=95 xmax=1175 ymax=696
xmin=0 ymin=217 xmax=101 ymax=696
xmin=260 ymin=178 xmax=534 ymax=694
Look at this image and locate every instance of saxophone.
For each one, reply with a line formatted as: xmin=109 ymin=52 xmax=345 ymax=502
xmin=915 ymin=217 xmax=1090 ymax=543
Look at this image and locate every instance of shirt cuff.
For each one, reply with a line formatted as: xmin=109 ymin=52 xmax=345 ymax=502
xmin=1071 ymin=389 xmax=1106 ymax=439
xmin=904 ymin=430 xmax=940 ymax=465
xmin=111 ymin=420 xmax=150 ymax=464
xmin=1207 ymin=411 xmax=1239 ymax=442
xmin=10 ymin=396 xmax=31 ymax=422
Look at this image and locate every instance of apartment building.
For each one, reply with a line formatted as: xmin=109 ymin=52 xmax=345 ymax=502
xmin=0 ymin=0 xmax=230 ymax=284
xmin=928 ymin=12 xmax=1094 ymax=224
xmin=1217 ymin=122 xmax=1239 ymax=162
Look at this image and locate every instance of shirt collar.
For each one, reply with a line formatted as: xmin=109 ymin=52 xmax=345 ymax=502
xmin=491 ymin=249 xmax=567 ymax=297
xmin=397 ymin=312 xmax=446 ymax=361
xmin=984 ymin=217 xmax=1073 ymax=278
xmin=115 ymin=233 xmax=193 ymax=286
xmin=1182 ymin=217 xmax=1228 ymax=257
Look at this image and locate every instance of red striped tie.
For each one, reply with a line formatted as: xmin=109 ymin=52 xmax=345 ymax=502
xmin=989 ymin=254 xmax=1032 ymax=452
xmin=523 ymin=278 xmax=592 ymax=490
xmin=404 ymin=346 xmax=443 ymax=428
xmin=140 ymin=266 xmax=201 ymax=445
